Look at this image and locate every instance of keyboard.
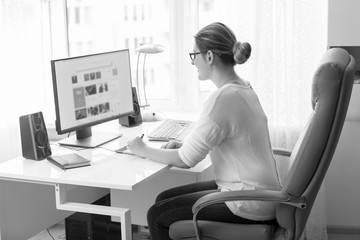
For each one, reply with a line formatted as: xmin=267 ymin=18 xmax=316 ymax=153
xmin=148 ymin=119 xmax=194 ymax=142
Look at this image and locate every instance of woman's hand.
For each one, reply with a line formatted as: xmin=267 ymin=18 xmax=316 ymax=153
xmin=127 ymin=137 xmax=189 ymax=168
xmin=161 ymin=140 xmax=183 ymax=149
xmin=127 ymin=136 xmax=148 ymax=158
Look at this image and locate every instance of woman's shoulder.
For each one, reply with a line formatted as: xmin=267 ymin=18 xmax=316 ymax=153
xmin=203 ymin=87 xmax=239 ymax=114
xmin=203 ymin=81 xmax=254 ymax=113
xmin=217 ymin=82 xmax=251 ymax=101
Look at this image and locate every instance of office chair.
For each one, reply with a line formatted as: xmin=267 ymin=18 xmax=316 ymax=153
xmin=169 ymin=47 xmax=356 ymax=240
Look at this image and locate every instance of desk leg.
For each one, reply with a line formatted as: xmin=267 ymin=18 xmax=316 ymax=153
xmin=54 ymin=184 xmax=132 ymax=240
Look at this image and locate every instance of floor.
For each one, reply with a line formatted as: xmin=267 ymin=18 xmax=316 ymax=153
xmin=29 ymin=222 xmax=360 ymax=240
xmin=28 ymin=221 xmax=65 ymax=240
xmin=28 ymin=220 xmax=151 ymax=240
xmin=328 ymin=234 xmax=360 ymax=240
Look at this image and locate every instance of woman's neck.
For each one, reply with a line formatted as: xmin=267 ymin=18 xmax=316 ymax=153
xmin=211 ymin=66 xmax=241 ymax=88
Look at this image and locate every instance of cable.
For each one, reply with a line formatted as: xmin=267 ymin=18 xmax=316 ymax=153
xmin=46 ymin=228 xmax=55 ymax=240
xmin=46 ymin=226 xmax=66 ymax=240
xmin=58 ymin=233 xmax=66 ymax=240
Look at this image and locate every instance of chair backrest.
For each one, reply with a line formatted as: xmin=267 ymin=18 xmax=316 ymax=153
xmin=275 ymin=48 xmax=355 ymax=240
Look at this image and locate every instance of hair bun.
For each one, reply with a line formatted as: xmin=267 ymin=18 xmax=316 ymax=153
xmin=233 ymin=42 xmax=252 ymax=64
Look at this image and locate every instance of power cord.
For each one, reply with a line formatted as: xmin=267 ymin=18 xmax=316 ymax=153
xmin=46 ymin=227 xmax=66 ymax=240
xmin=46 ymin=228 xmax=55 ymax=240
xmin=58 ymin=233 xmax=66 ymax=240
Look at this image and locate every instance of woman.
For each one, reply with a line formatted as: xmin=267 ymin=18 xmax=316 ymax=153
xmin=127 ymin=22 xmax=281 ymax=240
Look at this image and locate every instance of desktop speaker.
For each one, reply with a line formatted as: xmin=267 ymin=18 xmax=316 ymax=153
xmin=19 ymin=111 xmax=52 ymax=160
xmin=119 ymin=87 xmax=142 ymax=127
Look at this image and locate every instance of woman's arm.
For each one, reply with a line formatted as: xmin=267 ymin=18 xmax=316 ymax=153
xmin=127 ymin=137 xmax=190 ymax=168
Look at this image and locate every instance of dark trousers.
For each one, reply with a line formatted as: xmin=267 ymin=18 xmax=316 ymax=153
xmin=147 ymin=180 xmax=272 ymax=240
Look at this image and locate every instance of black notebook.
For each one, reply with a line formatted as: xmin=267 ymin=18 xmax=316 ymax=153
xmin=47 ymin=153 xmax=91 ymax=170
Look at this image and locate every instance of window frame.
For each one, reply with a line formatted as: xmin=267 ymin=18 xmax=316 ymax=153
xmin=48 ymin=0 xmax=204 ymax=113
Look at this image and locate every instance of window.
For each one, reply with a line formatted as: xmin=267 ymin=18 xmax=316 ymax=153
xmin=65 ymin=0 xmax=175 ymax=111
xmin=0 ymin=0 xmax=327 ymax=162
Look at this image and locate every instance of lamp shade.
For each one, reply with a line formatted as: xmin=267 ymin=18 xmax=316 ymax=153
xmin=136 ymin=43 xmax=165 ymax=54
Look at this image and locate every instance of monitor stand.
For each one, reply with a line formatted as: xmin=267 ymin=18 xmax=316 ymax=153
xmin=58 ymin=127 xmax=122 ymax=148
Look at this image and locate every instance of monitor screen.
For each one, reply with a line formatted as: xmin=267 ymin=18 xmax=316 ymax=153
xmin=51 ymin=49 xmax=134 ymax=148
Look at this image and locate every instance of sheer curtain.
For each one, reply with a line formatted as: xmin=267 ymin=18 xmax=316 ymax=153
xmin=197 ymin=0 xmax=327 ymax=146
xmin=250 ymin=2 xmax=328 ymax=238
xmin=245 ymin=1 xmax=327 ymax=239
xmin=197 ymin=0 xmax=328 ymax=239
xmin=0 ymin=0 xmax=51 ymax=162
xmin=251 ymin=1 xmax=328 ymax=239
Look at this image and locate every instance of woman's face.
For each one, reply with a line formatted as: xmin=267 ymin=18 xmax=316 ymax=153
xmin=191 ymin=44 xmax=210 ymax=80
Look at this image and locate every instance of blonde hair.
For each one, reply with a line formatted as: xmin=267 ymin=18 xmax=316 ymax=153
xmin=194 ymin=22 xmax=251 ymax=65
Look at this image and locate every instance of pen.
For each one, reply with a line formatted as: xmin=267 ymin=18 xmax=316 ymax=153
xmin=117 ymin=151 xmax=135 ymax=156
xmin=140 ymin=133 xmax=144 ymax=139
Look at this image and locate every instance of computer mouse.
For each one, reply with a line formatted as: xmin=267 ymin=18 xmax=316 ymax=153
xmin=142 ymin=110 xmax=166 ymax=122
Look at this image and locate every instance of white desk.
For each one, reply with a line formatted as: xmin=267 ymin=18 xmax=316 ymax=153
xmin=0 ymin=120 xmax=213 ymax=240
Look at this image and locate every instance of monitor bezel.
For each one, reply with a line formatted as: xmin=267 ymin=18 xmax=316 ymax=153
xmin=51 ymin=49 xmax=135 ymax=135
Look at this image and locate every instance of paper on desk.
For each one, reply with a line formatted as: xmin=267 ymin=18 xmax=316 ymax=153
xmin=76 ymin=148 xmax=114 ymax=162
xmin=115 ymin=146 xmax=136 ymax=156
xmin=116 ymin=145 xmax=128 ymax=152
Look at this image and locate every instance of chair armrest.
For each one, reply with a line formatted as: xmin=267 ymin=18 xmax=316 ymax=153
xmin=192 ymin=190 xmax=306 ymax=214
xmin=272 ymin=148 xmax=292 ymax=157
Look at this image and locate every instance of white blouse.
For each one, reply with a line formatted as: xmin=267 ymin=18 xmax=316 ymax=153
xmin=178 ymin=82 xmax=281 ymax=221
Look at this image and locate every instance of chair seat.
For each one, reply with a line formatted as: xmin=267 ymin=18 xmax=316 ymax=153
xmin=169 ymin=220 xmax=275 ymax=240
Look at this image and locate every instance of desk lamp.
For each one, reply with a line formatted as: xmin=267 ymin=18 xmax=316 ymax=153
xmin=135 ymin=43 xmax=165 ymax=122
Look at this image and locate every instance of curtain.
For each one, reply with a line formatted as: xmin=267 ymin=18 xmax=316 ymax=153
xmin=251 ymin=1 xmax=327 ymax=239
xmin=198 ymin=0 xmax=326 ymax=146
xmin=0 ymin=0 xmax=50 ymax=162
xmin=250 ymin=0 xmax=326 ymax=149
xmin=249 ymin=1 xmax=328 ymax=239
xmin=198 ymin=0 xmax=327 ymax=239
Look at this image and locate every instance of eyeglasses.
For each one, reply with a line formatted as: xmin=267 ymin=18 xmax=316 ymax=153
xmin=189 ymin=51 xmax=204 ymax=61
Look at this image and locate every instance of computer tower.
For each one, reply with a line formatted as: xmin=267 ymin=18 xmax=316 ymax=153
xmin=92 ymin=214 xmax=121 ymax=240
xmin=65 ymin=194 xmax=122 ymax=240
xmin=65 ymin=194 xmax=151 ymax=239
xmin=65 ymin=212 xmax=93 ymax=240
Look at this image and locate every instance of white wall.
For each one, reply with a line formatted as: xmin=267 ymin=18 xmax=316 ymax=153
xmin=326 ymin=0 xmax=360 ymax=229
xmin=325 ymin=120 xmax=360 ymax=228
xmin=328 ymin=0 xmax=360 ymax=46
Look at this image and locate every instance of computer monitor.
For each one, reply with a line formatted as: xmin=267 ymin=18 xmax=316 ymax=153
xmin=51 ymin=49 xmax=134 ymax=148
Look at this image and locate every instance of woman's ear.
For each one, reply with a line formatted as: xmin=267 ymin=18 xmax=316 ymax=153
xmin=207 ymin=50 xmax=214 ymax=64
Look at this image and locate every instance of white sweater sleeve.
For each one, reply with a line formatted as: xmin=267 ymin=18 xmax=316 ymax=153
xmin=178 ymin=117 xmax=224 ymax=167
